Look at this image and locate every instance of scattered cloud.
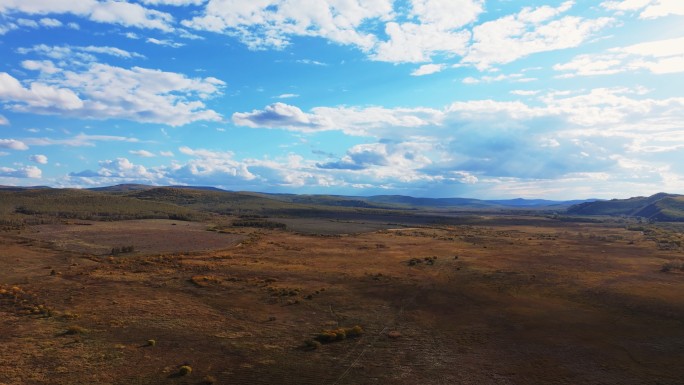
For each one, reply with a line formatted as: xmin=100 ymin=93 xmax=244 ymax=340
xmin=0 ymin=114 xmax=8 ymax=125
xmin=182 ymin=0 xmax=393 ymax=51
xmin=129 ymin=150 xmax=156 ymax=158
xmin=411 ymin=63 xmax=446 ymax=76
xmin=24 ymin=133 xmax=140 ymax=147
xmin=295 ymin=59 xmax=327 ymax=66
xmin=140 ymin=0 xmax=206 ymax=5
xmin=29 ymin=154 xmax=48 ymax=164
xmin=276 ymin=93 xmax=299 ymax=99
xmin=462 ymin=72 xmax=536 ymax=84
xmin=555 ymin=36 xmax=684 ymax=77
xmin=17 ymin=44 xmax=145 ymax=62
xmin=0 ymin=139 xmax=29 ymax=150
xmin=0 ymin=0 xmax=176 ymax=31
xmin=462 ymin=2 xmax=614 ymax=70
xmin=510 ymin=89 xmax=540 ymax=96
xmin=2 ymin=59 xmax=224 ymax=126
xmin=233 ymin=102 xmax=442 ymax=135
xmin=601 ymin=0 xmax=684 ymax=19
xmin=160 ymin=151 xmax=174 ymax=157
xmin=146 ymin=37 xmax=185 ymax=48
xmin=0 ymin=165 xmax=41 ymax=178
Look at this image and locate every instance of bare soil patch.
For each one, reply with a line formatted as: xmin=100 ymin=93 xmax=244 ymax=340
xmin=22 ymin=219 xmax=244 ymax=255
xmin=1 ymin=218 xmax=684 ymax=384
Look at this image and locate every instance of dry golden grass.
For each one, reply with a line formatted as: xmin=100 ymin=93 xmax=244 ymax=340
xmin=1 ymin=217 xmax=683 ymax=384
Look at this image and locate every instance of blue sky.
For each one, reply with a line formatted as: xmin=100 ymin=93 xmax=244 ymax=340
xmin=1 ymin=0 xmax=683 ymax=199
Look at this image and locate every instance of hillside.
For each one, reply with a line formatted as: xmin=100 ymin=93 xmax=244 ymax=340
xmin=567 ymin=193 xmax=684 ymax=221
xmin=0 ymin=188 xmax=203 ymax=226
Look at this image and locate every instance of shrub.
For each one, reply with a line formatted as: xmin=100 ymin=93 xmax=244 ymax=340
xmin=147 ymin=339 xmax=156 ymax=347
xmin=661 ymin=260 xmax=684 ymax=272
xmin=201 ymin=375 xmax=217 ymax=384
xmin=303 ymin=339 xmax=322 ymax=350
xmin=65 ymin=326 xmax=87 ymax=335
xmin=314 ymin=325 xmax=363 ymax=344
xmin=179 ymin=365 xmax=192 ymax=376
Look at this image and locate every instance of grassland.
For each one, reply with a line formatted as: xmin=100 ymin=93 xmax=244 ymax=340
xmin=1 ymin=187 xmax=683 ymax=384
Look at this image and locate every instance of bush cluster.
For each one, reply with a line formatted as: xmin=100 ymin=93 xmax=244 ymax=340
xmin=111 ymin=245 xmax=135 ymax=255
xmin=314 ymin=325 xmax=363 ymax=344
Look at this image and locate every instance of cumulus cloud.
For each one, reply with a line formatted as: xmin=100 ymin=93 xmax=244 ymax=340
xmin=0 ymin=0 xmax=175 ymax=31
xmin=372 ymin=22 xmax=471 ymax=63
xmin=140 ymin=0 xmax=205 ymax=5
xmin=0 ymin=72 xmax=84 ymax=110
xmin=0 ymin=139 xmax=29 ymax=150
xmin=2 ymin=58 xmax=224 ymax=126
xmin=129 ymin=150 xmax=156 ymax=158
xmin=70 ymin=158 xmax=162 ymax=182
xmin=554 ymin=36 xmax=684 ymax=77
xmin=146 ymin=38 xmax=185 ymax=48
xmin=24 ymin=133 xmax=140 ymax=147
xmin=462 ymin=72 xmax=536 ymax=84
xmin=183 ymin=0 xmax=392 ymax=50
xmin=233 ymin=102 xmax=443 ymax=135
xmin=276 ymin=93 xmax=299 ymax=99
xmin=411 ymin=63 xmax=446 ymax=76
xmin=233 ymin=103 xmax=329 ymax=132
xmin=228 ymin=87 xmax=684 ymax=190
xmin=462 ymin=2 xmax=614 ymax=70
xmin=18 ymin=44 xmax=145 ymax=61
xmin=409 ymin=0 xmax=484 ymax=30
xmin=601 ymin=0 xmax=684 ymax=19
xmin=29 ymin=154 xmax=48 ymax=164
xmin=0 ymin=165 xmax=41 ymax=178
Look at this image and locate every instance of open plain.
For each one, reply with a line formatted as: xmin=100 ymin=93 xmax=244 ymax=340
xmin=1 ymin=189 xmax=684 ymax=385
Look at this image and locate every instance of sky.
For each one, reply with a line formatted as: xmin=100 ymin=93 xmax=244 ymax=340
xmin=0 ymin=0 xmax=683 ymax=199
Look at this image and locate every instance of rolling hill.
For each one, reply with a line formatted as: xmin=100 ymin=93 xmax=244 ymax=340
xmin=567 ymin=193 xmax=684 ymax=221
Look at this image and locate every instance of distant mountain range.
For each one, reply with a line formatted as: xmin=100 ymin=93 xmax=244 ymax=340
xmin=2 ymin=184 xmax=683 ymax=221
xmin=0 ymin=183 xmax=597 ymax=209
xmin=87 ymin=184 xmax=595 ymax=210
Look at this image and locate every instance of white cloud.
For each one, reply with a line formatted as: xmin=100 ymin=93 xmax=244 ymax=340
xmin=510 ymin=90 xmax=540 ymax=96
xmin=602 ymin=0 xmax=684 ymax=18
xmin=39 ymin=17 xmax=62 ymax=27
xmin=96 ymin=158 xmax=157 ymax=179
xmin=29 ymin=154 xmax=48 ymax=164
xmin=0 ymin=114 xmax=8 ymax=125
xmin=462 ymin=72 xmax=536 ymax=84
xmin=0 ymin=139 xmax=29 ymax=150
xmin=146 ymin=37 xmax=185 ymax=48
xmin=2 ymin=59 xmax=224 ymax=126
xmin=0 ymin=165 xmax=41 ymax=178
xmin=172 ymin=146 xmax=256 ymax=181
xmin=21 ymin=60 xmax=60 ymax=74
xmin=129 ymin=150 xmax=156 ymax=158
xmin=462 ymin=2 xmax=613 ymax=70
xmin=183 ymin=0 xmax=392 ymax=51
xmin=555 ymin=36 xmax=684 ymax=77
xmin=372 ymin=22 xmax=470 ymax=63
xmin=233 ymin=102 xmax=442 ymax=135
xmin=276 ymin=93 xmax=299 ymax=99
xmin=0 ymin=71 xmax=85 ymax=110
xmin=140 ymin=0 xmax=205 ymax=5
xmin=409 ymin=0 xmax=483 ymax=30
xmin=295 ymin=59 xmax=327 ymax=66
xmin=160 ymin=151 xmax=174 ymax=157
xmin=24 ymin=133 xmax=140 ymax=147
xmin=411 ymin=63 xmax=446 ymax=76
xmin=0 ymin=0 xmax=175 ymax=31
xmin=18 ymin=44 xmax=144 ymax=61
